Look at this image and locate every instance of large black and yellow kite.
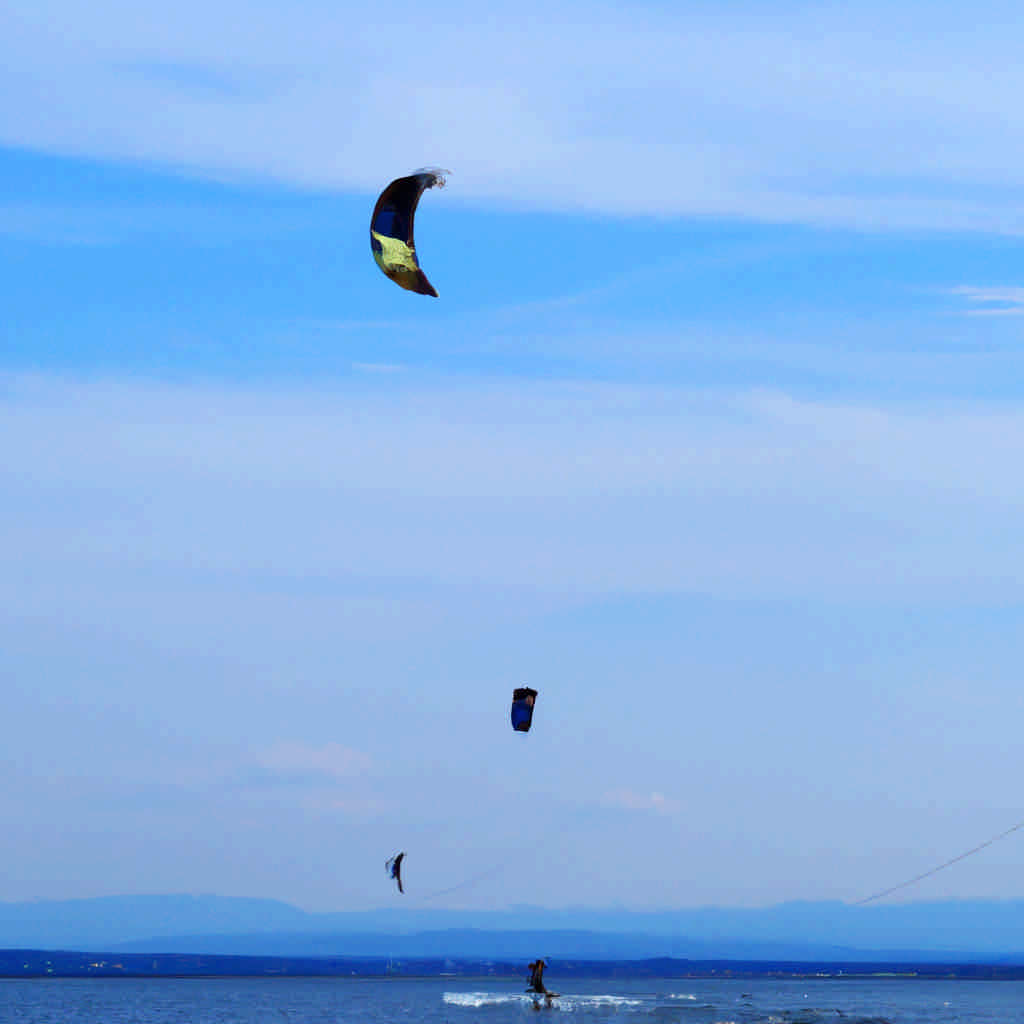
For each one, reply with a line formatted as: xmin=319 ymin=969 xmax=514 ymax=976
xmin=370 ymin=169 xmax=448 ymax=297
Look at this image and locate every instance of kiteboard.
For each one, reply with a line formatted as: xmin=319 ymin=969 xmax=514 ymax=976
xmin=530 ymin=991 xmax=560 ymax=1006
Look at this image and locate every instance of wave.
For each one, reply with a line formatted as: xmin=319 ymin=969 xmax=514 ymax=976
xmin=443 ymin=992 xmax=647 ymax=1012
xmin=443 ymin=993 xmax=527 ymax=1008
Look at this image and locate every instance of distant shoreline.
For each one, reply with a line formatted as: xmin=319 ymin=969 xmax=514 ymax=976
xmin=5 ymin=951 xmax=1024 ymax=981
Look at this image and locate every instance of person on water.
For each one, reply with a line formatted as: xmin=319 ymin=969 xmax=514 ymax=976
xmin=527 ymin=959 xmax=548 ymax=994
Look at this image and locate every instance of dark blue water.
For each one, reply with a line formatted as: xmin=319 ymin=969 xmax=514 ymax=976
xmin=2 ymin=976 xmax=1023 ymax=1023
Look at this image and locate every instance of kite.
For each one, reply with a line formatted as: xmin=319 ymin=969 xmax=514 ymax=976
xmin=370 ymin=169 xmax=448 ymax=296
xmin=511 ymin=687 xmax=538 ymax=733
xmin=385 ymin=852 xmax=405 ymax=894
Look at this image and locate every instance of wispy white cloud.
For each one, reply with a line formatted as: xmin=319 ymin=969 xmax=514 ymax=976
xmin=296 ymin=791 xmax=387 ymax=815
xmin=4 ymin=2 xmax=1024 ymax=230
xmin=257 ymin=741 xmax=371 ymax=781
xmin=352 ymin=362 xmax=407 ymax=374
xmin=602 ymin=788 xmax=679 ymax=815
xmin=0 ymin=199 xmax=330 ymax=245
xmin=0 ymin=203 xmax=118 ymax=245
xmin=302 ymin=321 xmax=409 ymax=333
xmin=3 ymin=371 xmax=1024 ymax=605
xmin=246 ymin=743 xmax=382 ymax=817
xmin=952 ymin=286 xmax=1024 ymax=315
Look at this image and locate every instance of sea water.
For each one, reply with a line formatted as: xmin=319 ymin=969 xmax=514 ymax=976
xmin=2 ymin=975 xmax=1024 ymax=1023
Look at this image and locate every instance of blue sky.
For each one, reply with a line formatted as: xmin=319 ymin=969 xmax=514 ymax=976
xmin=3 ymin=0 xmax=1024 ymax=913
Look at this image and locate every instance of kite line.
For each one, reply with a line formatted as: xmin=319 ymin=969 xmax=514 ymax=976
xmin=856 ymin=816 xmax=1024 ymax=905
xmin=417 ymin=861 xmax=513 ymax=902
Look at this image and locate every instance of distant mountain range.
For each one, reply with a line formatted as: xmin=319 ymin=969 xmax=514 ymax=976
xmin=3 ymin=895 xmax=1024 ymax=962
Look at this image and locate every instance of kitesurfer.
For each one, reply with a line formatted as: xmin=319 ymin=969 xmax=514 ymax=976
xmin=527 ymin=959 xmax=548 ymax=994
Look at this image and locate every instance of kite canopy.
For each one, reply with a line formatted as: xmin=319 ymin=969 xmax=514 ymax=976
xmin=511 ymin=687 xmax=538 ymax=732
xmin=370 ymin=169 xmax=447 ymax=297
xmin=386 ymin=852 xmax=405 ymax=894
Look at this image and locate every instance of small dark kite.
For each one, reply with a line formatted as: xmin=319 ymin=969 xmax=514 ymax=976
xmin=385 ymin=851 xmax=405 ymax=894
xmin=511 ymin=687 xmax=538 ymax=733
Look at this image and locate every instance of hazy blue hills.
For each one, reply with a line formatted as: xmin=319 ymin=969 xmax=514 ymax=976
xmin=4 ymin=895 xmax=1024 ymax=962
xmin=110 ymin=928 xmax=870 ymax=962
xmin=0 ymin=895 xmax=310 ymax=950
